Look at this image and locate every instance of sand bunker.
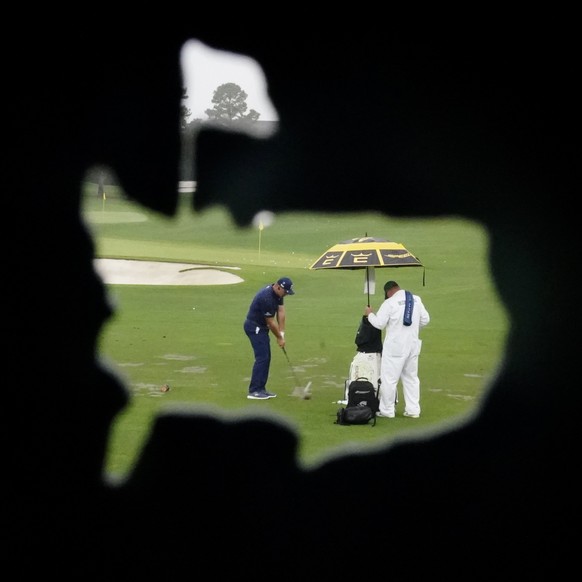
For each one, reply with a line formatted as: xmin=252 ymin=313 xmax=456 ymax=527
xmin=94 ymin=259 xmax=243 ymax=286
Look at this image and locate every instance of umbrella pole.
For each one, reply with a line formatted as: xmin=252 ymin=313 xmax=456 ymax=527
xmin=365 ymin=232 xmax=370 ymax=305
xmin=364 ymin=267 xmax=377 ymax=306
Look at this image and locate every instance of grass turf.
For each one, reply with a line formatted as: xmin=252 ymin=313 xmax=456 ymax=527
xmin=82 ymin=185 xmax=508 ymax=479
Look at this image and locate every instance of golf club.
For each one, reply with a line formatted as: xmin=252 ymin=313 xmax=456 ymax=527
xmin=282 ymin=346 xmax=301 ymax=385
xmin=282 ymin=347 xmax=312 ymax=398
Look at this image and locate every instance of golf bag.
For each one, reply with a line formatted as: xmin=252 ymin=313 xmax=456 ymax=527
xmin=344 ymin=352 xmax=381 ymax=401
xmin=336 ymin=405 xmax=375 ymax=426
xmin=335 ymin=378 xmax=379 ymax=426
xmin=343 ymin=315 xmax=382 ymax=401
xmin=347 ymin=378 xmax=379 ymax=412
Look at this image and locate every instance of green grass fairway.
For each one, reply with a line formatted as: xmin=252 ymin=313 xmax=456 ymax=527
xmin=82 ymin=186 xmax=508 ymax=479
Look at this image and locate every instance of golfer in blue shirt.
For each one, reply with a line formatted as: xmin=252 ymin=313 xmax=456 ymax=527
xmin=244 ymin=277 xmax=295 ymax=399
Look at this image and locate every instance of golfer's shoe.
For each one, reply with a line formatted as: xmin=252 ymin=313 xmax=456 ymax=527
xmin=247 ymin=391 xmax=277 ymax=400
xmin=403 ymin=411 xmax=420 ymax=418
xmin=247 ymin=391 xmax=270 ymax=400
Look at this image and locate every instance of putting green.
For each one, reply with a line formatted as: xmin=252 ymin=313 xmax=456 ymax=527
xmin=84 ymin=211 xmax=148 ymax=224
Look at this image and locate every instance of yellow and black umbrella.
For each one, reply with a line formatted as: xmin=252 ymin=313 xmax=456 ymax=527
xmin=309 ymin=236 xmax=424 ymax=304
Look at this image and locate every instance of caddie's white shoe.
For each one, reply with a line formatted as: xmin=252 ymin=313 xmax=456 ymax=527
xmin=377 ymin=411 xmax=395 ymax=418
xmin=403 ymin=411 xmax=420 ymax=418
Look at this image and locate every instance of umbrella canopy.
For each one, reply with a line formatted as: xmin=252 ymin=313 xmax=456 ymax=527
xmin=309 ymin=236 xmax=423 ymax=270
xmin=309 ymin=236 xmax=424 ymax=304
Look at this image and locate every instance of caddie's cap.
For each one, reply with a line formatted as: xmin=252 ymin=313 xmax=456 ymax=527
xmin=384 ymin=280 xmax=399 ymax=292
xmin=277 ymin=277 xmax=295 ymax=295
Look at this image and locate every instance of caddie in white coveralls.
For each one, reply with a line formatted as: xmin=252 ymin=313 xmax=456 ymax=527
xmin=364 ymin=280 xmax=430 ymax=418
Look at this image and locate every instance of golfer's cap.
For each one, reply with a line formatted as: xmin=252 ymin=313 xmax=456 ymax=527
xmin=278 ymin=277 xmax=295 ymax=295
xmin=384 ymin=280 xmax=399 ymax=292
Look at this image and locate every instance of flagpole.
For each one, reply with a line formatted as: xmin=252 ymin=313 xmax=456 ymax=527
xmin=258 ymin=220 xmax=264 ymax=259
xmin=98 ymin=175 xmax=106 ymax=211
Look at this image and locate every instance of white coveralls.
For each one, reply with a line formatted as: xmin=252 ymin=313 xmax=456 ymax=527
xmin=367 ymin=289 xmax=430 ymax=417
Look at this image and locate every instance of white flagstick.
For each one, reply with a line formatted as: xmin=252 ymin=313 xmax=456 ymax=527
xmin=258 ymin=219 xmax=263 ymax=259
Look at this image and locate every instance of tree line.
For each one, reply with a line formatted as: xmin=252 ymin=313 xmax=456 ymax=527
xmin=179 ymin=82 xmax=278 ymax=182
xmin=181 ymin=82 xmax=261 ymax=131
xmin=87 ymin=83 xmax=269 ymax=189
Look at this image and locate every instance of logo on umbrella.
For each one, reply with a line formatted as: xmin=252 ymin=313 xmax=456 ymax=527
xmin=310 ymin=237 xmax=423 ymax=269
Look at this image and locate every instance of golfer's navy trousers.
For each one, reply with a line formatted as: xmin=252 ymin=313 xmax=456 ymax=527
xmin=244 ymin=319 xmax=271 ymax=394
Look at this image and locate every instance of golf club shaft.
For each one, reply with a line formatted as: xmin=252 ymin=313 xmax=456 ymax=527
xmin=282 ymin=347 xmax=302 ymax=387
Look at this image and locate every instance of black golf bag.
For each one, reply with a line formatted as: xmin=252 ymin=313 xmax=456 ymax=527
xmin=342 ymin=316 xmax=382 ymax=402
